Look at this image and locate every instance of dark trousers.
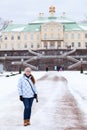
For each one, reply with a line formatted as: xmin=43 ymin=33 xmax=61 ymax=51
xmin=23 ymin=98 xmax=34 ymax=120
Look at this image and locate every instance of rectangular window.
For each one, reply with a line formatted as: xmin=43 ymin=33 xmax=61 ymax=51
xmin=24 ymin=44 xmax=27 ymax=48
xmin=44 ymin=43 xmax=47 ymax=49
xmin=85 ymin=42 xmax=87 ymax=48
xmin=37 ymin=35 xmax=39 ymax=40
xmin=24 ymin=35 xmax=27 ymax=40
xmin=71 ymin=42 xmax=74 ymax=47
xmin=57 ymin=43 xmax=61 ymax=48
xmin=44 ymin=34 xmax=47 ymax=40
xmin=11 ymin=43 xmax=14 ymax=49
xmin=17 ymin=36 xmax=20 ymax=40
xmin=51 ymin=28 xmax=53 ymax=31
xmin=65 ymin=34 xmax=68 ymax=39
xmin=65 ymin=42 xmax=68 ymax=47
xmin=78 ymin=33 xmax=80 ymax=39
xmin=31 ymin=34 xmax=34 ymax=40
xmin=85 ymin=34 xmax=87 ymax=38
xmin=58 ymin=26 xmax=61 ymax=31
xmin=50 ymin=34 xmax=54 ymax=40
xmin=37 ymin=44 xmax=40 ymax=48
xmin=11 ymin=36 xmax=14 ymax=40
xmin=4 ymin=36 xmax=7 ymax=40
xmin=5 ymin=43 xmax=7 ymax=49
xmin=58 ymin=34 xmax=60 ymax=40
xmin=31 ymin=44 xmax=33 ymax=48
xmin=18 ymin=43 xmax=20 ymax=48
xmin=71 ymin=33 xmax=74 ymax=39
xmin=50 ymin=43 xmax=54 ymax=48
xmin=78 ymin=42 xmax=81 ymax=47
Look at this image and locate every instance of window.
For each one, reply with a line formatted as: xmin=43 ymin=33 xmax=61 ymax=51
xmin=44 ymin=43 xmax=47 ymax=49
xmin=24 ymin=35 xmax=27 ymax=40
xmin=57 ymin=43 xmax=61 ymax=48
xmin=31 ymin=44 xmax=33 ymax=48
xmin=78 ymin=42 xmax=81 ymax=47
xmin=44 ymin=34 xmax=47 ymax=40
xmin=71 ymin=42 xmax=74 ymax=47
xmin=18 ymin=43 xmax=20 ymax=49
xmin=71 ymin=33 xmax=74 ymax=39
xmin=50 ymin=34 xmax=54 ymax=40
xmin=11 ymin=36 xmax=14 ymax=40
xmin=11 ymin=43 xmax=14 ymax=49
xmin=24 ymin=44 xmax=27 ymax=48
xmin=78 ymin=33 xmax=80 ymax=39
xmin=85 ymin=34 xmax=87 ymax=38
xmin=50 ymin=42 xmax=54 ymax=48
xmin=85 ymin=42 xmax=87 ymax=48
xmin=31 ymin=34 xmax=34 ymax=40
xmin=37 ymin=44 xmax=40 ymax=48
xmin=58 ymin=26 xmax=61 ymax=31
xmin=65 ymin=33 xmax=68 ymax=39
xmin=58 ymin=34 xmax=60 ymax=40
xmin=51 ymin=28 xmax=53 ymax=31
xmin=17 ymin=36 xmax=20 ymax=40
xmin=4 ymin=36 xmax=7 ymax=40
xmin=5 ymin=43 xmax=7 ymax=49
xmin=65 ymin=42 xmax=68 ymax=47
xmin=37 ymin=35 xmax=39 ymax=40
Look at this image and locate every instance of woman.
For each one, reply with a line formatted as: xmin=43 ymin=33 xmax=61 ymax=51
xmin=17 ymin=67 xmax=38 ymax=126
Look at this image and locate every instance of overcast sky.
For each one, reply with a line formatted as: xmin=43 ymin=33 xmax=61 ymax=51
xmin=0 ymin=0 xmax=87 ymax=24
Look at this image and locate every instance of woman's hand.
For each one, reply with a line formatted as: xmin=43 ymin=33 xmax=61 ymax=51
xmin=19 ymin=96 xmax=23 ymax=101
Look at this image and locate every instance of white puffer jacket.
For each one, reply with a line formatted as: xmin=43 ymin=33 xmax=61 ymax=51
xmin=17 ymin=75 xmax=37 ymax=98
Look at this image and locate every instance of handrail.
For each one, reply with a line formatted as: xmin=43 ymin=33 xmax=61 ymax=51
xmin=28 ymin=48 xmax=44 ymax=56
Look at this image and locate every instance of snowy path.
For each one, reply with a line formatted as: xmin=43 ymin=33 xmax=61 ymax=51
xmin=0 ymin=71 xmax=87 ymax=130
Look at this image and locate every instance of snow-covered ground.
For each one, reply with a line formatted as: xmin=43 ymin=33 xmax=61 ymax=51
xmin=0 ymin=71 xmax=87 ymax=130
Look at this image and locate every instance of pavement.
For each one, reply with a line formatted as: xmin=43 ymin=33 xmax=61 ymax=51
xmin=0 ymin=72 xmax=87 ymax=130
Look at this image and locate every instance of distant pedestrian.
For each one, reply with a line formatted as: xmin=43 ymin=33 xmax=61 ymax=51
xmin=17 ymin=67 xmax=38 ymax=126
xmin=54 ymin=66 xmax=57 ymax=71
xmin=59 ymin=67 xmax=62 ymax=71
xmin=46 ymin=67 xmax=49 ymax=71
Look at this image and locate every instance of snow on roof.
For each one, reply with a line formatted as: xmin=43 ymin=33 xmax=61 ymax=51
xmin=64 ymin=23 xmax=84 ymax=31
xmin=11 ymin=26 xmax=25 ymax=32
xmin=79 ymin=25 xmax=87 ymax=30
xmin=3 ymin=19 xmax=87 ymax=33
xmin=31 ymin=16 xmax=75 ymax=24
xmin=3 ymin=24 xmax=26 ymax=32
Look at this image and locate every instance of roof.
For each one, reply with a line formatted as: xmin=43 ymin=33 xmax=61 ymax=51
xmin=3 ymin=24 xmax=26 ymax=32
xmin=78 ymin=23 xmax=87 ymax=30
xmin=3 ymin=18 xmax=87 ymax=33
xmin=64 ymin=23 xmax=87 ymax=31
xmin=31 ymin=16 xmax=75 ymax=24
xmin=3 ymin=24 xmax=41 ymax=32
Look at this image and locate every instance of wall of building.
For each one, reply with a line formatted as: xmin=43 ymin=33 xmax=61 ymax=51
xmin=0 ymin=22 xmax=87 ymax=50
xmin=0 ymin=49 xmax=87 ymax=71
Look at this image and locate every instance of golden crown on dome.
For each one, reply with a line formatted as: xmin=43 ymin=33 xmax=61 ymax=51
xmin=49 ymin=5 xmax=55 ymax=13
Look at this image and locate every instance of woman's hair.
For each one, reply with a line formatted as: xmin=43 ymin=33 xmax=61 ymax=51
xmin=30 ymin=74 xmax=36 ymax=84
xmin=24 ymin=67 xmax=31 ymax=73
xmin=24 ymin=67 xmax=35 ymax=84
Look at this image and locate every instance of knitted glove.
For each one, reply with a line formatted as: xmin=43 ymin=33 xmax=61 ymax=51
xmin=34 ymin=94 xmax=38 ymax=102
xmin=19 ymin=96 xmax=23 ymax=101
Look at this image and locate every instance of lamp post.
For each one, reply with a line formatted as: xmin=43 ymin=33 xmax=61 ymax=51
xmin=4 ymin=54 xmax=7 ymax=71
xmin=80 ymin=58 xmax=83 ymax=73
xmin=19 ymin=58 xmax=24 ymax=74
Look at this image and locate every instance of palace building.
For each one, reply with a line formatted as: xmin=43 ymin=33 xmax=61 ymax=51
xmin=0 ymin=5 xmax=87 ymax=51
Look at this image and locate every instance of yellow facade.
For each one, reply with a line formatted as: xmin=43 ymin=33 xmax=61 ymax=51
xmin=0 ymin=6 xmax=87 ymax=50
